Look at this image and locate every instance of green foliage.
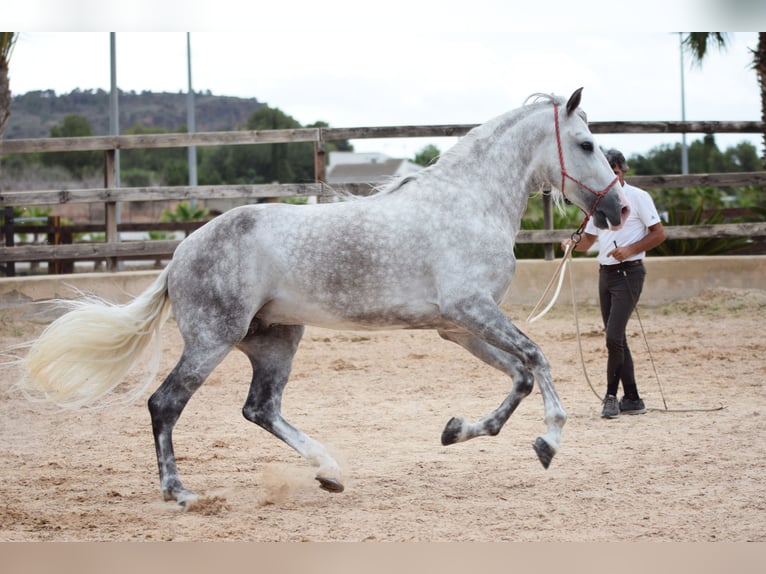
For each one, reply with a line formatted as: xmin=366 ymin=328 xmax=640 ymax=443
xmin=12 ymin=206 xmax=51 ymax=219
xmin=121 ymin=124 xmax=188 ymax=186
xmin=1 ymin=32 xmax=16 ymax=60
xmin=42 ymin=114 xmax=101 ymax=177
xmin=0 ymin=152 xmax=38 ymax=173
xmin=246 ymin=106 xmax=310 ymax=183
xmin=80 ymin=231 xmax=105 ymax=242
xmin=413 ymin=144 xmax=440 ymax=167
xmin=200 ymin=107 xmax=303 ymax=185
xmin=723 ymin=141 xmax=761 ymax=171
xmin=197 ymin=108 xmax=354 ymax=186
xmin=628 ymin=137 xmax=764 ymax=218
xmin=5 ymin=206 xmax=52 ymax=243
xmin=160 ymin=201 xmax=209 ymax=223
xmin=628 ymin=136 xmax=758 ymax=177
xmin=682 ymin=33 xmax=728 ymax=65
xmin=280 ymin=196 xmax=309 ymax=205
xmin=0 ymin=33 xmax=16 ymax=136
xmin=650 ymin=206 xmax=751 ymax=256
xmin=149 ymin=201 xmax=210 ymax=240
xmin=306 ymin=120 xmax=353 ymax=153
xmin=652 ymin=186 xmax=729 ymax=212
xmin=121 ymin=168 xmax=154 ymax=187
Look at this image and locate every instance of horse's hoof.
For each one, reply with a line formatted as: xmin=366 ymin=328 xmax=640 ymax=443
xmin=441 ymin=417 xmax=464 ymax=445
xmin=316 ymin=476 xmax=344 ymax=493
xmin=175 ymin=490 xmax=200 ymax=509
xmin=533 ymin=437 xmax=555 ymax=469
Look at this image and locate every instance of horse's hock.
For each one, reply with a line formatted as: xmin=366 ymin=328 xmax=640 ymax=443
xmin=2 ymin=256 xmax=764 ymax=318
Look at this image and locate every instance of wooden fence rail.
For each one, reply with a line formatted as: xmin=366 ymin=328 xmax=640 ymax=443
xmin=3 ymin=222 xmax=766 ymax=266
xmin=1 ymin=121 xmax=763 ymax=155
xmin=1 ymin=119 xmax=765 ymax=275
xmin=2 ymin=173 xmax=765 ymax=210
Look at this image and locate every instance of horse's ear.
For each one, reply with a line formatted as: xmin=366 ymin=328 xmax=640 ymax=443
xmin=566 ymin=87 xmax=584 ymax=116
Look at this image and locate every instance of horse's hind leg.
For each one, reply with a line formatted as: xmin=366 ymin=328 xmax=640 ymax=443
xmin=438 ymin=328 xmax=534 ymax=444
xmin=238 ymin=323 xmax=344 ymax=493
xmin=148 ymin=343 xmax=232 ymax=505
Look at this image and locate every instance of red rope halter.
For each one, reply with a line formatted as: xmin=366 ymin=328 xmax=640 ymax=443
xmin=553 ymin=102 xmax=619 ymax=236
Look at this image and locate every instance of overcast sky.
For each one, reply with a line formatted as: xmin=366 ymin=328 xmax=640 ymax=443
xmin=7 ymin=1 xmax=766 ymax=160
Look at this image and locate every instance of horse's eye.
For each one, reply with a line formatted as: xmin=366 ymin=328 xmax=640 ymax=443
xmin=581 ymin=141 xmax=594 ymax=152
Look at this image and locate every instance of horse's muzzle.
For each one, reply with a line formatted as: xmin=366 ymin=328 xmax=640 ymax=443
xmin=592 ymin=201 xmax=629 ymax=230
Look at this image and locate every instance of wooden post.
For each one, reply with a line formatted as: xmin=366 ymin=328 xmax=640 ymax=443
xmin=61 ymin=226 xmax=74 ymax=274
xmin=314 ymin=130 xmax=330 ymax=204
xmin=47 ymin=215 xmax=62 ymax=274
xmin=542 ymin=184 xmax=554 ymax=260
xmin=2 ymin=206 xmax=15 ymax=276
xmin=104 ymin=149 xmax=119 ymax=271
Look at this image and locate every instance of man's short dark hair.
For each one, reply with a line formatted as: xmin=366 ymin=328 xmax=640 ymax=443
xmin=605 ymin=148 xmax=629 ymax=172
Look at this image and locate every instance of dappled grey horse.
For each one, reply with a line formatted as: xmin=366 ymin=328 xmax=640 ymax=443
xmin=22 ymin=88 xmax=627 ymax=505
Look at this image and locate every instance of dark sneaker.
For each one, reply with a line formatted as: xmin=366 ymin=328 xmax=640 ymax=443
xmin=601 ymin=394 xmax=620 ymax=418
xmin=619 ymin=397 xmax=647 ymax=415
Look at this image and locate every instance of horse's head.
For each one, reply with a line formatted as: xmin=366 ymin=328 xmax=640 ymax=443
xmin=546 ymin=88 xmax=629 ymax=230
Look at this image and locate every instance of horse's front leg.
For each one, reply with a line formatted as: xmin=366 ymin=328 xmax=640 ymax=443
xmin=238 ymin=324 xmax=344 ymax=493
xmin=440 ymin=296 xmax=567 ymax=468
xmin=438 ymin=328 xmax=534 ymax=443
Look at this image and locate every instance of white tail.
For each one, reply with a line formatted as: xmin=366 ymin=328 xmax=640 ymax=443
xmin=20 ymin=268 xmax=172 ymax=409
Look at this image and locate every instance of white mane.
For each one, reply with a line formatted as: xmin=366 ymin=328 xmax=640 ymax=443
xmin=347 ymin=92 xmax=588 ymax=200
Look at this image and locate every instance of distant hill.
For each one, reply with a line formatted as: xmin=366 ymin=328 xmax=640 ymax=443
xmin=3 ymin=89 xmax=265 ymax=139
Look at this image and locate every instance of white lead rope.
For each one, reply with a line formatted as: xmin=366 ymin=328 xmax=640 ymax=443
xmin=526 ymin=242 xmax=574 ymax=323
xmin=525 ymin=244 xmax=604 ymax=400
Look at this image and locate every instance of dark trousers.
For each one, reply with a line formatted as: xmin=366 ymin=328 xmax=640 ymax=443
xmin=598 ymin=262 xmax=646 ymax=399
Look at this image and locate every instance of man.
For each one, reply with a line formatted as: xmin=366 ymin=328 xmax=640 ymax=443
xmin=563 ymin=149 xmax=666 ymax=418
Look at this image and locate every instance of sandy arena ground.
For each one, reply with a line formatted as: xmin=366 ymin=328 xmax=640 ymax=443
xmin=1 ymin=287 xmax=764 ymax=541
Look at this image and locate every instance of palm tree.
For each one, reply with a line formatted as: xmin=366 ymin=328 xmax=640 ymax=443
xmin=683 ymin=32 xmax=766 ymax=168
xmin=1 ymin=32 xmax=17 ymax=138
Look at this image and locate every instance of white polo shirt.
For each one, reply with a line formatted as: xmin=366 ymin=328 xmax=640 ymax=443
xmin=584 ymin=182 xmax=662 ymax=266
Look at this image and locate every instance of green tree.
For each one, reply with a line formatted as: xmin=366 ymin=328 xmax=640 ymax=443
xmin=628 ymin=138 xmax=764 ymax=212
xmin=0 ymin=32 xmax=16 ymax=138
xmin=628 ymin=143 xmax=683 ymax=175
xmin=306 ymin=120 xmax=354 ymax=153
xmin=247 ymin=106 xmax=309 ymax=183
xmin=723 ymin=141 xmax=761 ymax=172
xmin=683 ymin=32 xmax=766 ymax=167
xmin=689 ymin=134 xmax=725 ymax=173
xmin=197 ymin=108 xmax=354 ymax=186
xmin=121 ymin=124 xmax=188 ymax=186
xmin=628 ymin=139 xmax=759 ymax=175
xmin=413 ymin=144 xmax=441 ymax=167
xmin=43 ymin=114 xmax=101 ymax=178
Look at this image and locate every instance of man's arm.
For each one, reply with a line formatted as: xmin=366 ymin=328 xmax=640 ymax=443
xmin=562 ymin=231 xmax=598 ymax=253
xmin=608 ymin=222 xmax=666 ymax=261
